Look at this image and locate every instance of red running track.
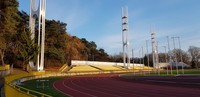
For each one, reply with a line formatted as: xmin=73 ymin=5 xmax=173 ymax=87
xmin=53 ymin=74 xmax=200 ymax=97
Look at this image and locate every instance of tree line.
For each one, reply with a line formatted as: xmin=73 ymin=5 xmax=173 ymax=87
xmin=0 ymin=0 xmax=110 ymax=69
xmin=110 ymin=46 xmax=200 ymax=69
xmin=0 ymin=0 xmax=199 ymax=69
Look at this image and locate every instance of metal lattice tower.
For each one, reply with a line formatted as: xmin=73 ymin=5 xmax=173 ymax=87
xmin=151 ymin=32 xmax=159 ymax=69
xmin=30 ymin=0 xmax=46 ymax=71
xmin=122 ymin=6 xmax=130 ymax=68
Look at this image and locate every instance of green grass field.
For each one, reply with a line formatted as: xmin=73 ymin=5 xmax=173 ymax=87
xmin=123 ymin=69 xmax=200 ymax=76
xmin=183 ymin=69 xmax=200 ymax=74
xmin=20 ymin=77 xmax=67 ymax=97
xmin=19 ymin=69 xmax=200 ymax=97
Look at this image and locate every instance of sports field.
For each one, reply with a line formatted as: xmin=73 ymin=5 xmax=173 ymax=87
xmin=20 ymin=70 xmax=200 ymax=97
xmin=53 ymin=74 xmax=200 ymax=97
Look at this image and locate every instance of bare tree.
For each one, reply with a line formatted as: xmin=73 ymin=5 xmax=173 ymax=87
xmin=188 ymin=46 xmax=200 ymax=69
xmin=175 ymin=49 xmax=190 ymax=64
xmin=158 ymin=53 xmax=166 ymax=63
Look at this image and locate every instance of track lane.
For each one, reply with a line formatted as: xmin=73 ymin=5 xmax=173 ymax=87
xmin=54 ymin=74 xmax=200 ymax=97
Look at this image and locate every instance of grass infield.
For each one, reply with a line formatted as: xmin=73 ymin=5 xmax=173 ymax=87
xmin=122 ymin=69 xmax=200 ymax=76
xmin=19 ymin=69 xmax=200 ymax=96
xmin=20 ymin=77 xmax=67 ymax=97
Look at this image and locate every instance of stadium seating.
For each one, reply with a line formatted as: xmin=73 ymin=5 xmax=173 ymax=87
xmin=68 ymin=65 xmax=101 ymax=72
xmin=129 ymin=66 xmax=154 ymax=71
xmin=91 ymin=65 xmax=125 ymax=71
xmin=67 ymin=64 xmax=155 ymax=72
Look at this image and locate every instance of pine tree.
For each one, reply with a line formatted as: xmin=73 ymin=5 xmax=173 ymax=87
xmin=0 ymin=0 xmax=19 ymax=65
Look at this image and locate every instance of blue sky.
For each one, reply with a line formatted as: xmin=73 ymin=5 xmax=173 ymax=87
xmin=18 ymin=0 xmax=200 ymax=57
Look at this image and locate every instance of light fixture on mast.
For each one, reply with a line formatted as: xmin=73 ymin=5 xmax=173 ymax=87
xmin=122 ymin=6 xmax=130 ymax=68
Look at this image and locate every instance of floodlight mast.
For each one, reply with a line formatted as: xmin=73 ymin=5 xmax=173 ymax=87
xmin=151 ymin=32 xmax=159 ymax=74
xmin=132 ymin=49 xmax=135 ymax=74
xmin=163 ymin=46 xmax=169 ymax=75
xmin=30 ymin=0 xmax=46 ymax=71
xmin=175 ymin=37 xmax=184 ymax=74
xmin=146 ymin=40 xmax=150 ymax=75
xmin=167 ymin=36 xmax=173 ymax=74
xmin=172 ymin=37 xmax=178 ymax=75
xmin=122 ymin=6 xmax=130 ymax=68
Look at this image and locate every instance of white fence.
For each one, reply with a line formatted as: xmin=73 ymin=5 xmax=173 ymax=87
xmin=71 ymin=60 xmax=144 ymax=67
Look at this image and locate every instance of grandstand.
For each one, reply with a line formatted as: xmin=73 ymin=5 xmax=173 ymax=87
xmin=64 ymin=60 xmax=154 ymax=73
xmin=143 ymin=66 xmax=154 ymax=70
xmin=66 ymin=65 xmax=129 ymax=74
xmin=91 ymin=65 xmax=125 ymax=71
xmin=128 ymin=65 xmax=154 ymax=72
xmin=68 ymin=65 xmax=101 ymax=72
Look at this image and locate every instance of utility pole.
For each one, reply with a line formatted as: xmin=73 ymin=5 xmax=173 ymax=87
xmin=132 ymin=49 xmax=135 ymax=75
xmin=157 ymin=41 xmax=160 ymax=76
xmin=146 ymin=40 xmax=150 ymax=75
xmin=163 ymin=46 xmax=168 ymax=75
xmin=139 ymin=49 xmax=141 ymax=65
xmin=172 ymin=37 xmax=179 ymax=75
xmin=167 ymin=36 xmax=173 ymax=74
xmin=142 ymin=46 xmax=145 ymax=75
xmin=175 ymin=37 xmax=184 ymax=74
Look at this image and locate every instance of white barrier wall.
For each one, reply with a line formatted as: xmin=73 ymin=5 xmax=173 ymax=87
xmin=71 ymin=60 xmax=144 ymax=67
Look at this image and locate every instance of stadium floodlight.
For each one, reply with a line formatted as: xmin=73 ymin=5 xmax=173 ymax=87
xmin=146 ymin=40 xmax=150 ymax=75
xmin=151 ymin=32 xmax=159 ymax=75
xmin=30 ymin=0 xmax=46 ymax=71
xmin=132 ymin=49 xmax=135 ymax=75
xmin=175 ymin=37 xmax=184 ymax=74
xmin=122 ymin=6 xmax=130 ymax=68
xmin=163 ymin=46 xmax=169 ymax=75
xmin=167 ymin=36 xmax=173 ymax=74
xmin=139 ymin=50 xmax=141 ymax=69
xmin=171 ymin=37 xmax=179 ymax=75
xmin=142 ymin=46 xmax=145 ymax=75
xmin=157 ymin=41 xmax=160 ymax=75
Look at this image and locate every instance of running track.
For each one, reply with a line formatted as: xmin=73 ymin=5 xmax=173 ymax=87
xmin=53 ymin=74 xmax=200 ymax=97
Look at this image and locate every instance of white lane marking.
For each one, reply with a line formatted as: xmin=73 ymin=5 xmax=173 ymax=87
xmin=63 ymin=79 xmax=97 ymax=97
xmin=71 ymin=78 xmax=121 ymax=97
xmin=147 ymin=80 xmax=177 ymax=83
xmin=82 ymin=76 xmax=148 ymax=97
xmin=147 ymin=80 xmax=200 ymax=85
xmin=53 ymin=81 xmax=73 ymax=97
xmin=180 ymin=82 xmax=200 ymax=85
xmin=106 ymin=75 xmax=171 ymax=97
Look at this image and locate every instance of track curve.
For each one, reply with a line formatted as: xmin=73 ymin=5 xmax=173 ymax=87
xmin=53 ymin=74 xmax=200 ymax=97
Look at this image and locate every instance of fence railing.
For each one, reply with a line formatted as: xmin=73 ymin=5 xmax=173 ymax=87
xmin=71 ymin=60 xmax=144 ymax=66
xmin=5 ymin=72 xmax=52 ymax=97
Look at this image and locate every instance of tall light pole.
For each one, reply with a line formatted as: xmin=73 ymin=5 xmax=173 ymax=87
xmin=167 ymin=36 xmax=173 ymax=74
xmin=151 ymin=32 xmax=159 ymax=74
xmin=122 ymin=6 xmax=130 ymax=68
xmin=157 ymin=41 xmax=160 ymax=76
xmin=132 ymin=49 xmax=135 ymax=75
xmin=30 ymin=0 xmax=46 ymax=71
xmin=142 ymin=46 xmax=145 ymax=75
xmin=175 ymin=37 xmax=184 ymax=74
xmin=146 ymin=40 xmax=150 ymax=75
xmin=139 ymin=49 xmax=141 ymax=73
xmin=172 ymin=37 xmax=179 ymax=75
xmin=163 ymin=46 xmax=168 ymax=75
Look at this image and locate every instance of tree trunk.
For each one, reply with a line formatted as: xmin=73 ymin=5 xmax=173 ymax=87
xmin=0 ymin=50 xmax=5 ymax=66
xmin=196 ymin=62 xmax=199 ymax=70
